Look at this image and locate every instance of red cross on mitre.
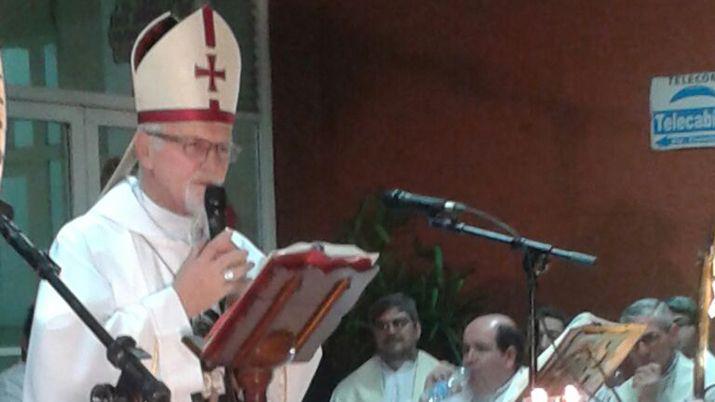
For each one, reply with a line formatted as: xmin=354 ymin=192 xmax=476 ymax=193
xmin=194 ymin=7 xmax=225 ymax=93
xmin=195 ymin=54 xmax=226 ymax=92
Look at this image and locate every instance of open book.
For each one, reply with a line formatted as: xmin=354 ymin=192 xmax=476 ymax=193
xmin=198 ymin=241 xmax=379 ymax=369
xmin=523 ymin=312 xmax=646 ymax=398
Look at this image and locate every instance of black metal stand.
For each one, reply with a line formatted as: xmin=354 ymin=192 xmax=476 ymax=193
xmin=0 ymin=213 xmax=171 ymax=402
xmin=428 ymin=216 xmax=596 ymax=392
xmin=522 ymin=249 xmax=548 ymax=391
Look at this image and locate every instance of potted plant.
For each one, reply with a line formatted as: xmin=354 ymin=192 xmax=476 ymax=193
xmin=304 ymin=194 xmax=485 ymax=401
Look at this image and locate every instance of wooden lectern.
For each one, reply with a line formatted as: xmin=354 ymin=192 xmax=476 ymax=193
xmin=199 ymin=243 xmax=379 ymax=402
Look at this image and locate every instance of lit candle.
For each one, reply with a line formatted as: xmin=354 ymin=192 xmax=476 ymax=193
xmin=530 ymin=388 xmax=549 ymax=402
xmin=563 ymin=384 xmax=581 ymax=402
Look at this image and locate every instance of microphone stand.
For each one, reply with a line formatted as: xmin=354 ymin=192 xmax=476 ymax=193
xmin=0 ymin=213 xmax=171 ymax=402
xmin=427 ymin=215 xmax=596 ymax=392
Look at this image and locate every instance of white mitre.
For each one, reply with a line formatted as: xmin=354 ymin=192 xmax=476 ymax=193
xmin=132 ymin=5 xmax=241 ymax=123
xmin=103 ymin=5 xmax=241 ymax=193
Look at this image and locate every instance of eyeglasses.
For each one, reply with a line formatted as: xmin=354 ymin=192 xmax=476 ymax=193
xmin=145 ymin=130 xmax=241 ymax=163
xmin=373 ymin=317 xmax=412 ymax=331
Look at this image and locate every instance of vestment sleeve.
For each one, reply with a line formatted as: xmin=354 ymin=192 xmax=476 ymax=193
xmin=24 ymin=221 xmax=203 ymax=402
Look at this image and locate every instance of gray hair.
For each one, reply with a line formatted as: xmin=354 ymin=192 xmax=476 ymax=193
xmin=664 ymin=295 xmax=697 ymax=323
xmin=620 ymin=298 xmax=674 ymax=330
xmin=137 ymin=122 xmax=165 ymax=150
xmin=137 ymin=122 xmax=163 ymax=133
xmin=100 ymin=123 xmax=163 ymax=195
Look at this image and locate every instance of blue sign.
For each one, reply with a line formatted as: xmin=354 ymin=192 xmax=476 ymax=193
xmin=651 ymin=73 xmax=715 ymax=151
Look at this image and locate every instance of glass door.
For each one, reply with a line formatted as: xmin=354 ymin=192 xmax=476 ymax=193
xmin=0 ymin=102 xmax=81 ymax=368
xmin=85 ymin=109 xmax=267 ymax=246
xmin=84 ymin=108 xmax=136 ymax=198
xmin=0 ymin=101 xmax=272 ymax=370
xmin=0 ymin=0 xmax=275 ymax=372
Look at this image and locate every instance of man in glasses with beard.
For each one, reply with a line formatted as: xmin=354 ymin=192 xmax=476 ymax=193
xmin=24 ymin=5 xmax=320 ymax=402
xmin=331 ymin=293 xmax=439 ymax=402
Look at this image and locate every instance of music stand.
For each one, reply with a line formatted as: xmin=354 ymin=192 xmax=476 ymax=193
xmin=198 ymin=243 xmax=379 ymax=402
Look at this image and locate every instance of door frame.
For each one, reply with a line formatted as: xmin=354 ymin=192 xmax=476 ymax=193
xmin=6 ymin=85 xmax=276 ymax=250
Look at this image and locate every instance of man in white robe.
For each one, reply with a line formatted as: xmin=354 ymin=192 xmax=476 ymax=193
xmin=424 ymin=314 xmax=528 ymax=402
xmin=665 ymin=296 xmax=699 ymax=360
xmin=24 ymin=5 xmax=320 ymax=402
xmin=665 ymin=295 xmax=715 ymax=375
xmin=331 ymin=293 xmax=439 ymax=402
xmin=592 ymin=298 xmax=715 ymax=402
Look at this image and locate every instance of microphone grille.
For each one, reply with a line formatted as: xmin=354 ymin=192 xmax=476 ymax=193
xmin=205 ymin=185 xmax=226 ymax=209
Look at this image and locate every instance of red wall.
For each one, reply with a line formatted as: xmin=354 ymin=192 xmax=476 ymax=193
xmin=269 ymin=1 xmax=715 ymax=323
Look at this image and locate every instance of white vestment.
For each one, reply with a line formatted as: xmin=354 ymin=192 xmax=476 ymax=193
xmin=444 ymin=366 xmax=528 ymax=402
xmin=24 ymin=177 xmax=321 ymax=402
xmin=331 ymin=350 xmax=440 ymax=402
xmin=592 ymin=351 xmax=715 ymax=402
xmin=381 ymin=358 xmax=418 ymax=402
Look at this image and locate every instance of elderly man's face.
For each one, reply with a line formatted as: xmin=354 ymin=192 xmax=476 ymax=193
xmin=629 ymin=316 xmax=678 ymax=369
xmin=372 ymin=307 xmax=421 ymax=363
xmin=462 ymin=318 xmax=517 ymax=395
xmin=137 ymin=121 xmax=233 ymax=216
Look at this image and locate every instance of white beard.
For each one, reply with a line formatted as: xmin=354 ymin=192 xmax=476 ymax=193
xmin=183 ymin=183 xmax=210 ymax=245
xmin=183 ymin=182 xmax=204 ymax=216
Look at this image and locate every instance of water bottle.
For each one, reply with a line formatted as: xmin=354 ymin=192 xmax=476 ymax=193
xmin=420 ymin=366 xmax=468 ymax=402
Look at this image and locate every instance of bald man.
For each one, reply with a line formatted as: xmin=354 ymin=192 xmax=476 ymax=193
xmin=427 ymin=314 xmax=529 ymax=402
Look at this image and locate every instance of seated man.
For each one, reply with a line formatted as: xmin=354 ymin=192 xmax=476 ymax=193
xmin=426 ymin=314 xmax=528 ymax=402
xmin=665 ymin=296 xmax=703 ymax=359
xmin=535 ymin=306 xmax=568 ymax=355
xmin=331 ymin=293 xmax=439 ymax=402
xmin=594 ymin=298 xmax=715 ymax=402
xmin=665 ymin=296 xmax=715 ymax=380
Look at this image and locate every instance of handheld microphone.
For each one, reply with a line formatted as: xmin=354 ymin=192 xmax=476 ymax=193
xmin=204 ymin=185 xmax=227 ymax=239
xmin=382 ymin=189 xmax=467 ymax=215
xmin=202 ymin=185 xmax=229 ymax=319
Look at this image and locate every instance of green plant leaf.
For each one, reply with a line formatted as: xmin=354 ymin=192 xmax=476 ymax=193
xmin=445 ymin=326 xmax=463 ymax=364
xmin=374 ymin=223 xmax=391 ymax=245
xmin=428 ymin=323 xmax=439 ymax=341
xmin=322 ymin=192 xmax=487 ymax=393
xmin=433 ymin=245 xmax=444 ymax=289
xmin=430 ymin=287 xmax=439 ymax=311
